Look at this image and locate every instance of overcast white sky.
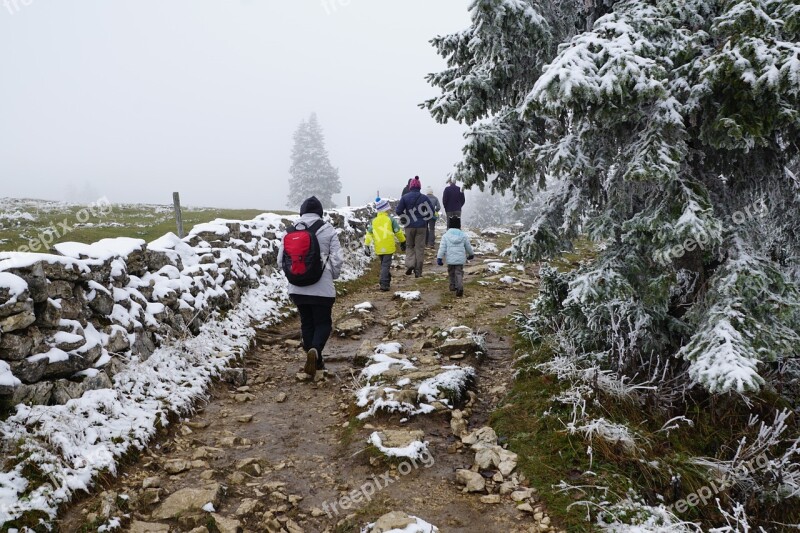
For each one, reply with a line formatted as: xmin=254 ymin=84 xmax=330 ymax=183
xmin=0 ymin=0 xmax=470 ymax=210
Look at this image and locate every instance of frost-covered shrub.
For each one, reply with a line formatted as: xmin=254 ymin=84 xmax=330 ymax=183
xmin=425 ymin=0 xmax=800 ymax=396
xmin=425 ymin=0 xmax=800 ymax=528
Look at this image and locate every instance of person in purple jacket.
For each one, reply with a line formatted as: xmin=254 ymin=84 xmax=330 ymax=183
xmin=442 ymin=178 xmax=466 ymax=219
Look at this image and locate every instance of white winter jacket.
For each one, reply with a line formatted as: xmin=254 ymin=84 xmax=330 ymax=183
xmin=277 ymin=214 xmax=343 ymax=298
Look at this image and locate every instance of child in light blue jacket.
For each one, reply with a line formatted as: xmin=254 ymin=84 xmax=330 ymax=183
xmin=436 ymin=216 xmax=474 ymax=297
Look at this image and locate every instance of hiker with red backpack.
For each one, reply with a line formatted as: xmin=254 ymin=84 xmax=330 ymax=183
xmin=278 ymin=196 xmax=342 ymax=377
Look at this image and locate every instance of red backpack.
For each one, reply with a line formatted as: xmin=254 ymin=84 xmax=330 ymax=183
xmin=281 ymin=219 xmax=327 ymax=287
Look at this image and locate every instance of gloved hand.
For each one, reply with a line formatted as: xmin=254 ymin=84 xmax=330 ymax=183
xmin=468 ymin=255 xmax=475 ymax=261
xmin=437 ymin=258 xmax=444 ymax=266
xmin=365 ymin=248 xmax=372 ymax=257
xmin=400 ymin=242 xmax=407 ymax=252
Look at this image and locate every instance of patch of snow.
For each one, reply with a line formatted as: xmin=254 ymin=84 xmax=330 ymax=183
xmin=28 ymin=348 xmax=70 ymax=364
xmin=475 ymin=240 xmax=499 ymax=254
xmin=189 ymin=223 xmax=230 ymax=236
xmin=0 ymin=211 xmax=36 ymax=222
xmin=486 ymin=262 xmax=507 ymax=274
xmin=53 ymin=331 xmax=84 ymax=346
xmin=395 ymin=291 xmax=421 ymax=301
xmin=361 ymin=353 xmax=417 ymax=381
xmin=375 ymin=343 xmax=403 ymax=355
xmin=0 ymin=361 xmax=21 ymax=388
xmin=54 ymin=237 xmax=145 ymax=261
xmin=0 ymin=272 xmax=28 ymax=303
xmin=417 ymin=367 xmax=475 ymax=404
xmin=353 ymin=302 xmax=374 ymax=312
xmin=97 ymin=517 xmax=121 ymax=532
xmin=0 ymin=253 xmax=92 ymax=275
xmin=368 ymin=431 xmax=430 ymax=461
xmin=362 ymin=515 xmax=439 ymax=533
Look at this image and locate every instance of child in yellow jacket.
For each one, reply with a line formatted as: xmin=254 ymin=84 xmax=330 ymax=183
xmin=365 ymin=198 xmax=406 ymax=291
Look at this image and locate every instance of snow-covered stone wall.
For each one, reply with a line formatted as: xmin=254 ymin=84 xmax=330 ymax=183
xmin=0 ymin=208 xmax=371 ymax=409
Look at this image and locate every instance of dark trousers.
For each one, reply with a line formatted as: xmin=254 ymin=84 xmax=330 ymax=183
xmin=448 ymin=264 xmax=464 ymax=291
xmin=426 ymin=219 xmax=437 ymax=247
xmin=379 ymin=254 xmax=393 ymax=289
xmin=291 ymin=295 xmax=334 ymax=357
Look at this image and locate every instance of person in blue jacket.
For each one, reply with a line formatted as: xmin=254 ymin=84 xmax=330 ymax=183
xmin=436 ymin=216 xmax=474 ymax=297
xmin=396 ymin=176 xmax=435 ymax=278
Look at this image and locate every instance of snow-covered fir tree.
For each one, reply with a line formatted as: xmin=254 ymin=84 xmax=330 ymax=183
xmin=424 ymin=0 xmax=800 ymax=396
xmin=287 ymin=113 xmax=342 ymax=209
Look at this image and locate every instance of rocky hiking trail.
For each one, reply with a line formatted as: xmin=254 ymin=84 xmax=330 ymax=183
xmin=59 ymin=230 xmax=560 ymax=533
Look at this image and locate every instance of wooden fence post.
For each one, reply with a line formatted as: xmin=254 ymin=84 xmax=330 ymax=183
xmin=347 ymin=195 xmax=351 ymax=207
xmin=173 ymin=192 xmax=184 ymax=238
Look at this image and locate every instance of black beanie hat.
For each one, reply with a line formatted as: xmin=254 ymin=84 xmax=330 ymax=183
xmin=300 ymin=196 xmax=324 ymax=217
xmin=448 ymin=216 xmax=461 ymax=229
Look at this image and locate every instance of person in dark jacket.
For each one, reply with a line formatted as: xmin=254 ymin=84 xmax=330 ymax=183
xmin=442 ymin=178 xmax=466 ymax=219
xmin=425 ymin=186 xmax=441 ymax=248
xmin=401 ymin=178 xmax=413 ymax=198
xmin=396 ymin=177 xmax=435 ymax=278
xmin=277 ymin=196 xmax=342 ymax=377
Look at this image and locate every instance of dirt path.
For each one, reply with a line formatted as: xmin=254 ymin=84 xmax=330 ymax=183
xmin=58 ymin=231 xmax=556 ymax=533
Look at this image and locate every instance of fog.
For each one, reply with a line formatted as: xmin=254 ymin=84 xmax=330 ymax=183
xmin=0 ymin=0 xmax=470 ymax=210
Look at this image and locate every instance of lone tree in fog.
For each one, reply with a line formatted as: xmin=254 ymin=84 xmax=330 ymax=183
xmin=287 ymin=113 xmax=342 ymax=209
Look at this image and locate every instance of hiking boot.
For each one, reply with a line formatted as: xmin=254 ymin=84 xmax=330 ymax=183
xmin=380 ymin=286 xmax=390 ymax=292
xmin=304 ymin=348 xmax=318 ymax=377
xmin=316 ymin=354 xmax=326 ymax=371
xmin=405 ymin=268 xmax=414 ymax=276
xmin=450 ymin=286 xmax=456 ymax=292
xmin=456 ymin=289 xmax=464 ymax=297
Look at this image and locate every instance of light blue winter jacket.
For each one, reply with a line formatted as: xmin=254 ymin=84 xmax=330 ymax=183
xmin=437 ymin=229 xmax=474 ymax=266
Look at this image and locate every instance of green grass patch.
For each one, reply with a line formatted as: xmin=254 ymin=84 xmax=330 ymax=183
xmin=338 ymin=412 xmax=367 ymax=450
xmin=548 ymin=236 xmax=599 ymax=273
xmin=492 ymin=326 xmax=800 ymax=530
xmin=332 ymin=494 xmax=394 ymax=533
xmin=1 ymin=510 xmax=51 ymax=533
xmin=490 ymin=342 xmax=597 ymax=532
xmin=0 ymin=198 xmax=291 ymax=252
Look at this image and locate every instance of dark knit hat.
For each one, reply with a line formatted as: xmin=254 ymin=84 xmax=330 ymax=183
xmin=300 ymin=196 xmax=324 ymax=217
xmin=448 ymin=216 xmax=461 ymax=229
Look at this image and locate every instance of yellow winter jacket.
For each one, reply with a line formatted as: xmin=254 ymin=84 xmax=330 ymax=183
xmin=365 ymin=212 xmax=406 ymax=255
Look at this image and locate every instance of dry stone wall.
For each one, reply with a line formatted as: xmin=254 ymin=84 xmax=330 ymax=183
xmin=0 ymin=208 xmax=372 ymax=411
